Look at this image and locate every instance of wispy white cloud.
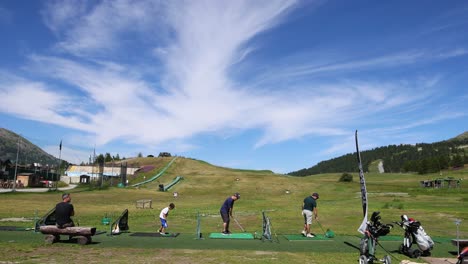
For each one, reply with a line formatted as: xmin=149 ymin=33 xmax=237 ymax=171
xmin=41 ymin=0 xmax=88 ymax=35
xmin=42 ymin=0 xmax=163 ymax=55
xmin=0 ymin=6 xmax=12 ymax=24
xmin=416 ymin=6 xmax=468 ymax=37
xmin=252 ymin=48 xmax=468 ymax=84
xmin=435 ymin=48 xmax=468 ymax=59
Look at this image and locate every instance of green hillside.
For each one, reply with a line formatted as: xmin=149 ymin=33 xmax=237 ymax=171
xmin=451 ymin=131 xmax=468 ymax=141
xmin=0 ymin=157 xmax=467 ymax=263
xmin=289 ymin=131 xmax=468 ymax=176
xmin=2 ymin=157 xmax=466 ymax=237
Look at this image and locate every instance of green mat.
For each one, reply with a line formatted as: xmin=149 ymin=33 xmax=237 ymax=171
xmin=284 ymin=234 xmax=332 ymax=241
xmin=209 ymin=233 xmax=254 ymax=239
xmin=0 ymin=226 xmax=31 ymax=231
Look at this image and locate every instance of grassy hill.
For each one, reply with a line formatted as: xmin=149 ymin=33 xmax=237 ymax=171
xmin=0 ymin=157 xmax=467 ymax=263
xmin=2 ymin=157 xmax=466 ymax=237
xmin=451 ymin=131 xmax=468 ymax=141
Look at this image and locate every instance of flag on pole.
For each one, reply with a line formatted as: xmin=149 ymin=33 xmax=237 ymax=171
xmin=356 ymin=130 xmax=369 ymax=234
xmin=59 ymin=140 xmax=62 ymax=151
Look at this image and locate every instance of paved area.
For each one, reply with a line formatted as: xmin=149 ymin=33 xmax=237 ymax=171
xmin=0 ymin=184 xmax=77 ymax=193
xmin=421 ymin=257 xmax=458 ymax=264
xmin=399 ymin=257 xmax=459 ymax=264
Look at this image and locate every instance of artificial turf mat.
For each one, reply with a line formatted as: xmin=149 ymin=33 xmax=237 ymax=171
xmin=0 ymin=226 xmax=26 ymax=231
xmin=284 ymin=234 xmax=332 ymax=241
xmin=0 ymin=231 xmax=458 ymax=257
xmin=209 ymin=233 xmax=254 ymax=239
xmin=130 ymin=232 xmax=180 ymax=237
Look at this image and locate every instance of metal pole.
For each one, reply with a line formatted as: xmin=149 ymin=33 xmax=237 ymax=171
xmin=110 ymin=159 xmax=114 ymax=186
xmin=46 ymin=166 xmax=50 ymax=189
xmin=13 ymin=137 xmax=20 ymax=192
xmin=456 ymin=219 xmax=461 ymax=256
xmin=58 ymin=142 xmax=62 ymax=191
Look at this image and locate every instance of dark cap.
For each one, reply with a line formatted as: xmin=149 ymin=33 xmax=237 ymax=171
xmin=312 ymin=192 xmax=319 ymax=198
xmin=234 ymin=192 xmax=240 ymax=199
xmin=62 ymin=193 xmax=70 ymax=199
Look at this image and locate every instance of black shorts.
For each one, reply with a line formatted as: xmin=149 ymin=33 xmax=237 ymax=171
xmin=220 ymin=212 xmax=230 ymax=223
xmin=56 ymin=221 xmax=74 ymax=228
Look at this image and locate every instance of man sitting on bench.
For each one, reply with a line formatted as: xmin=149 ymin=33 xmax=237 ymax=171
xmin=56 ymin=193 xmax=75 ymax=228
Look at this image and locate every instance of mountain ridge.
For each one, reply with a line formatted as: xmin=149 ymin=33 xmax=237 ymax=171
xmin=1 ymin=127 xmax=467 ymax=174
xmin=0 ymin=128 xmax=60 ymax=166
xmin=288 ymin=131 xmax=468 ymax=176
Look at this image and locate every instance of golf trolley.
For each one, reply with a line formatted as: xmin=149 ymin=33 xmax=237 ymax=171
xmin=457 ymin=246 xmax=468 ymax=264
xmin=261 ymin=211 xmax=279 ymax=242
xmin=394 ymin=214 xmax=434 ymax=258
xmin=359 ymin=211 xmax=393 ymax=264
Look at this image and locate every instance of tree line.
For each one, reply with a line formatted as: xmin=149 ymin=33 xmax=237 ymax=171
xmin=288 ymin=138 xmax=468 ymax=176
xmin=81 ymin=153 xmax=125 ymax=166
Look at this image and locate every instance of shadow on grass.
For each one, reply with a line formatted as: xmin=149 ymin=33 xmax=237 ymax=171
xmin=56 ymin=238 xmax=101 ymax=245
xmin=344 ymin=241 xmax=360 ymax=251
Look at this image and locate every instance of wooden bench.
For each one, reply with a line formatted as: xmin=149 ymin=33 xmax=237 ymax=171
xmin=135 ymin=199 xmax=152 ymax=209
xmin=39 ymin=225 xmax=96 ymax=245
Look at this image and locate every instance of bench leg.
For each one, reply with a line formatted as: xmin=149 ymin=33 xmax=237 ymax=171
xmin=45 ymin=234 xmax=60 ymax=244
xmin=76 ymin=236 xmax=90 ymax=245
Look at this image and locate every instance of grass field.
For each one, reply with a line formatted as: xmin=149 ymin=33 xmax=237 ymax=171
xmin=0 ymin=157 xmax=467 ymax=263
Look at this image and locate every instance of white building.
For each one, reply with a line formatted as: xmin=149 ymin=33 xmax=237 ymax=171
xmin=62 ymin=165 xmax=140 ymax=184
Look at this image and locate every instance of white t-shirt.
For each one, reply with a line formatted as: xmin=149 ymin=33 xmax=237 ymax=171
xmin=160 ymin=207 xmax=169 ymax=219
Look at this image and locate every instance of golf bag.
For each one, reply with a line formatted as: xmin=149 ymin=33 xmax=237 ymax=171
xmin=359 ymin=211 xmax=393 ymax=264
xmin=35 ymin=207 xmax=57 ymax=232
xmin=457 ymin=246 xmax=468 ymax=264
xmin=111 ymin=209 xmax=129 ymax=235
xmin=395 ymin=215 xmax=434 ymax=258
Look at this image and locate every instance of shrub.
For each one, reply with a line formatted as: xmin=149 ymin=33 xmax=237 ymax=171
xmin=339 ymin=173 xmax=353 ymax=182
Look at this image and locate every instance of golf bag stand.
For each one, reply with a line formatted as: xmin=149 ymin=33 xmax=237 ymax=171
xmin=359 ymin=211 xmax=393 ymax=264
xmin=261 ymin=211 xmax=272 ymax=242
xmin=395 ymin=215 xmax=433 ymax=258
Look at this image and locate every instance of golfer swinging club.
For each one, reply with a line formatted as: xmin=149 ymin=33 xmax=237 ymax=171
xmin=220 ymin=192 xmax=240 ymax=235
xmin=158 ymin=203 xmax=175 ymax=235
xmin=302 ymin=192 xmax=319 ymax=238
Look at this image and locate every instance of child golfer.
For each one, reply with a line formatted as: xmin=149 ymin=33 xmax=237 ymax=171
xmin=158 ymin=203 xmax=175 ymax=235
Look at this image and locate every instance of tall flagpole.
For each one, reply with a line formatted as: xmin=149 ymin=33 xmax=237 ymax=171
xmin=356 ymin=130 xmax=369 ymax=234
xmin=13 ymin=137 xmax=20 ymax=192
xmin=58 ymin=140 xmax=62 ymax=190
xmin=93 ymin=145 xmax=96 ymax=180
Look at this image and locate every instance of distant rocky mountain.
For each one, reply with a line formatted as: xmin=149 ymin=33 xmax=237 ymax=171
xmin=0 ymin=128 xmax=61 ymax=166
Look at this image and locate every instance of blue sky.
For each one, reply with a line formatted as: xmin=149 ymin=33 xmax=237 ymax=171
xmin=0 ymin=1 xmax=467 ymax=173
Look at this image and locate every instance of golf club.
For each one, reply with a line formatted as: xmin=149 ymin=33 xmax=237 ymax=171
xmin=233 ymin=217 xmax=246 ymax=232
xmin=316 ymin=219 xmax=327 ymax=236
